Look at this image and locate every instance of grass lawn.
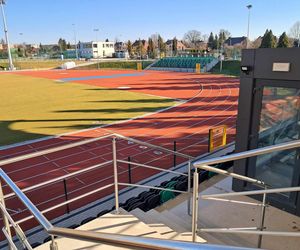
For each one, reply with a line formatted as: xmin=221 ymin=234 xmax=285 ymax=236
xmin=0 ymin=74 xmax=176 ymax=146
xmin=0 ymin=60 xmax=85 ymax=70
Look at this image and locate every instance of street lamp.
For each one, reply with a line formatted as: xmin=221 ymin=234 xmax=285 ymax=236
xmin=0 ymin=0 xmax=14 ymax=70
xmin=72 ymin=24 xmax=79 ymax=60
xmin=246 ymin=4 xmax=252 ymax=49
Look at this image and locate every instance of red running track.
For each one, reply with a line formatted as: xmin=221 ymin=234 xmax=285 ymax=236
xmin=0 ymin=70 xmax=239 ymax=233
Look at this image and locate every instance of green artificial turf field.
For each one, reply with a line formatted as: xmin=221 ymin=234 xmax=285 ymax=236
xmin=0 ymin=74 xmax=176 ymax=146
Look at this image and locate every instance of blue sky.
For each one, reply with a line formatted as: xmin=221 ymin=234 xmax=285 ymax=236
xmin=1 ymin=0 xmax=300 ymax=44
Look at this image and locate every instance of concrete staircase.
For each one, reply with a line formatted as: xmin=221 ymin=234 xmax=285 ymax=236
xmin=35 ymin=207 xmax=205 ymax=250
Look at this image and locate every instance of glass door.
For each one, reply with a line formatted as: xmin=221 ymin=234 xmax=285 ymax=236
xmin=249 ymin=81 xmax=300 ymax=207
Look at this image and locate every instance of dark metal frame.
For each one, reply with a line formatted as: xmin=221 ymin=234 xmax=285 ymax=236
xmin=233 ymin=48 xmax=300 ymax=216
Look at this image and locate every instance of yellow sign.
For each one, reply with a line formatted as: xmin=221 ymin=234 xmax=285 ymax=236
xmin=208 ymin=125 xmax=227 ymax=152
xmin=137 ymin=62 xmax=142 ymax=71
xmin=195 ymin=63 xmax=201 ymax=74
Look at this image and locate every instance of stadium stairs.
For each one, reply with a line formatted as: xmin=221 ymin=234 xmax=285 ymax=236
xmin=148 ymin=57 xmax=219 ymax=73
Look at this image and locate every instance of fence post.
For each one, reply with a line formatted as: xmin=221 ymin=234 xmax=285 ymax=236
xmin=173 ymin=141 xmax=177 ymax=168
xmin=112 ymin=137 xmax=119 ymax=213
xmin=0 ymin=180 xmax=13 ymax=250
xmin=49 ymin=235 xmax=58 ymax=250
xmin=191 ymin=169 xmax=199 ymax=242
xmin=128 ymin=156 xmax=132 ymax=184
xmin=257 ymin=185 xmax=267 ymax=248
xmin=187 ymin=160 xmax=192 ymax=216
xmin=63 ymin=179 xmax=70 ymax=214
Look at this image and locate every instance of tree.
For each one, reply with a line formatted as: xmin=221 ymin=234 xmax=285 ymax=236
xmin=66 ymin=42 xmax=71 ymax=49
xmin=127 ymin=40 xmax=132 ymax=57
xmin=158 ymin=35 xmax=166 ymax=55
xmin=289 ymin=21 xmax=300 ymax=47
xmin=172 ymin=37 xmax=178 ymax=56
xmin=105 ymin=38 xmax=109 ymax=42
xmin=260 ymin=29 xmax=276 ymax=48
xmin=147 ymin=38 xmax=154 ymax=58
xmin=183 ymin=30 xmax=202 ymax=49
xmin=212 ymin=34 xmax=219 ymax=50
xmin=218 ymin=29 xmax=230 ymax=48
xmin=208 ymin=32 xmax=214 ymax=49
xmin=277 ymin=32 xmax=290 ymax=48
xmin=58 ymin=38 xmax=67 ymax=52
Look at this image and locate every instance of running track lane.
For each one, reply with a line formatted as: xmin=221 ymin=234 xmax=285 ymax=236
xmin=0 ymin=70 xmax=239 ymax=234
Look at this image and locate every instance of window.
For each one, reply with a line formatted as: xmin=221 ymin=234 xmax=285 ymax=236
xmin=93 ymin=44 xmax=98 ymax=48
xmin=103 ymin=44 xmax=105 ymax=48
xmin=106 ymin=44 xmax=109 ymax=48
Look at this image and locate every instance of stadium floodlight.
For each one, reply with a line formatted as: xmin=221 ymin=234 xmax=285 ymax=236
xmin=72 ymin=24 xmax=79 ymax=60
xmin=93 ymin=28 xmax=99 ymax=42
xmin=0 ymin=0 xmax=14 ymax=70
xmin=246 ymin=4 xmax=252 ymax=48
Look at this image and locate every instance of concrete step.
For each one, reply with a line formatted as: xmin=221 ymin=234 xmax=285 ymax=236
xmin=35 ymin=208 xmax=163 ymax=250
xmin=130 ymin=208 xmax=205 ymax=243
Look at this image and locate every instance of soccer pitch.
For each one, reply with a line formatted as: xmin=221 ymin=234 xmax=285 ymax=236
xmin=0 ymin=73 xmax=176 ymax=146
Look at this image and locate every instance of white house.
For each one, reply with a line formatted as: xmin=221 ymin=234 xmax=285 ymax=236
xmin=78 ymin=41 xmax=115 ymax=59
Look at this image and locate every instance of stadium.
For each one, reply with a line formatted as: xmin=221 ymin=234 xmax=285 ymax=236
xmin=0 ymin=1 xmax=300 ymax=250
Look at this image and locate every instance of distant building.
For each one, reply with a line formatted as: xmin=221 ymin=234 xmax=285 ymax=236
xmin=165 ymin=40 xmax=186 ymax=52
xmin=224 ymin=36 xmax=247 ymax=48
xmin=78 ymin=41 xmax=115 ymax=59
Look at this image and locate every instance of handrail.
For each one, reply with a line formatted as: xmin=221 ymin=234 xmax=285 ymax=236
xmin=201 ymin=186 xmax=300 ymax=199
xmin=0 ymin=134 xmax=112 ymax=166
xmin=48 ymin=227 xmax=257 ymax=250
xmin=194 ymin=139 xmax=300 ymax=167
xmin=0 ymin=169 xmax=52 ymax=230
xmin=4 ymin=160 xmax=113 ymax=199
xmin=0 ymin=133 xmax=192 ymax=166
xmin=196 ymin=165 xmax=264 ymax=185
xmin=191 ymin=139 xmax=300 ymax=246
xmin=114 ymin=133 xmax=193 ymax=159
xmin=0 ymin=166 xmax=256 ymax=250
xmin=16 ymin=183 xmax=114 ymax=225
xmin=117 ymin=159 xmax=188 ymax=177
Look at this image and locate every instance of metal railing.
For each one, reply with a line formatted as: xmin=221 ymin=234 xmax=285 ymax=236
xmin=1 ymin=134 xmax=300 ymax=249
xmin=0 ymin=133 xmax=195 ymax=249
xmin=0 ymin=166 xmax=259 ymax=250
xmin=191 ymin=139 xmax=300 ymax=248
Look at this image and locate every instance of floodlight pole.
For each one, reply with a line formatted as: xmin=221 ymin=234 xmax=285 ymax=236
xmin=0 ymin=0 xmax=14 ymax=70
xmin=72 ymin=24 xmax=79 ymax=60
xmin=246 ymin=4 xmax=252 ymax=49
xmin=93 ymin=28 xmax=100 ymax=69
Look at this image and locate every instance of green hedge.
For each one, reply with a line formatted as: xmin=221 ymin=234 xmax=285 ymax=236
xmin=211 ymin=60 xmax=241 ymax=77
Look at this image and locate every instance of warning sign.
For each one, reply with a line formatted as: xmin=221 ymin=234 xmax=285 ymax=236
xmin=208 ymin=125 xmax=227 ymax=152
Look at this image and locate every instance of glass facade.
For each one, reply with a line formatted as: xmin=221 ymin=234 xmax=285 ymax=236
xmin=255 ymin=86 xmax=300 ymax=193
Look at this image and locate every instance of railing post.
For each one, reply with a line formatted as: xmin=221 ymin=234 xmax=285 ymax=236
xmin=63 ymin=179 xmax=70 ymax=214
xmin=191 ymin=168 xmax=199 ymax=242
xmin=112 ymin=137 xmax=119 ymax=213
xmin=173 ymin=141 xmax=177 ymax=168
xmin=257 ymin=185 xmax=267 ymax=248
xmin=128 ymin=156 xmax=132 ymax=184
xmin=187 ymin=160 xmax=192 ymax=216
xmin=0 ymin=180 xmax=13 ymax=250
xmin=50 ymin=235 xmax=58 ymax=250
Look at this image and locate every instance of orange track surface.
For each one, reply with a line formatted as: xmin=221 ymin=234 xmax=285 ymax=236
xmin=0 ymin=69 xmax=239 ymax=233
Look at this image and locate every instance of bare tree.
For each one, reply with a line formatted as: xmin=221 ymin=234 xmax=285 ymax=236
xmin=289 ymin=21 xmax=300 ymax=47
xmin=220 ymin=29 xmax=231 ymax=40
xmin=183 ymin=30 xmax=202 ymax=49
